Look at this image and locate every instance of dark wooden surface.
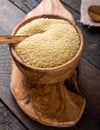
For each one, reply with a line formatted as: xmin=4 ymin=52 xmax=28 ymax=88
xmin=0 ymin=0 xmax=100 ymax=130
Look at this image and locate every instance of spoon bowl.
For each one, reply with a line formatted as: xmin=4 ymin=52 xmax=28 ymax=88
xmin=88 ymin=5 xmax=100 ymax=22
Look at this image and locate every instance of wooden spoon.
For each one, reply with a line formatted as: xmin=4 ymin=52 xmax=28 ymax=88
xmin=88 ymin=5 xmax=100 ymax=22
xmin=22 ymin=0 xmax=75 ymax=22
xmin=0 ymin=35 xmax=28 ymax=44
xmin=12 ymin=0 xmax=75 ymax=34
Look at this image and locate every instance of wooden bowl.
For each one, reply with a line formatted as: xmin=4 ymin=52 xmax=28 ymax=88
xmin=9 ymin=15 xmax=86 ymax=127
xmin=10 ymin=15 xmax=84 ymax=85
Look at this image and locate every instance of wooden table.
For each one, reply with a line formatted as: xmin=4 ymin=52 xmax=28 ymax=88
xmin=0 ymin=0 xmax=100 ymax=130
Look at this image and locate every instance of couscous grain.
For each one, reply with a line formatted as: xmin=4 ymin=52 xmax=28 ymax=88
xmin=14 ymin=18 xmax=80 ymax=68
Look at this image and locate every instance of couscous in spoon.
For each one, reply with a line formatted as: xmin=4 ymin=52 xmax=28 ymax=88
xmin=0 ymin=35 xmax=28 ymax=44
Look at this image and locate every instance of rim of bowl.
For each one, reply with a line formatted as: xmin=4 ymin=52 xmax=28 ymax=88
xmin=10 ymin=14 xmax=84 ymax=71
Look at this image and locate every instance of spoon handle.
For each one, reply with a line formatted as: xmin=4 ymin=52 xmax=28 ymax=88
xmin=0 ymin=35 xmax=28 ymax=44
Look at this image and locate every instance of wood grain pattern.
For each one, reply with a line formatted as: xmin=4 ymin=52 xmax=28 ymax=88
xmin=0 ymin=100 xmax=27 ymax=130
xmin=10 ymin=61 xmax=85 ymax=127
xmin=0 ymin=1 xmax=27 ymax=130
xmin=0 ymin=35 xmax=28 ymax=44
xmin=0 ymin=0 xmax=25 ymax=34
xmin=9 ymin=0 xmax=86 ymax=126
xmin=0 ymin=57 xmax=99 ymax=130
xmin=23 ymin=0 xmax=74 ymax=22
xmin=9 ymin=0 xmax=100 ymax=69
xmin=0 ymin=31 xmax=27 ymax=130
xmin=0 ymin=0 xmax=100 ymax=130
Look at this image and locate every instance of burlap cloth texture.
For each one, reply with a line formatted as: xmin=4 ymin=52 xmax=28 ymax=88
xmin=80 ymin=0 xmax=100 ymax=27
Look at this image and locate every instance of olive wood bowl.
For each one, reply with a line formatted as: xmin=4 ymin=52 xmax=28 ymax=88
xmin=9 ymin=15 xmax=85 ymax=127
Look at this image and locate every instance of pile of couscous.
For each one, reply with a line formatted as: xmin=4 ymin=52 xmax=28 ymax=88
xmin=14 ymin=18 xmax=80 ymax=68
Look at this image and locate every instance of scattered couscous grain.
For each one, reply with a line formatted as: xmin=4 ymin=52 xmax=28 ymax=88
xmin=14 ymin=18 xmax=80 ymax=68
